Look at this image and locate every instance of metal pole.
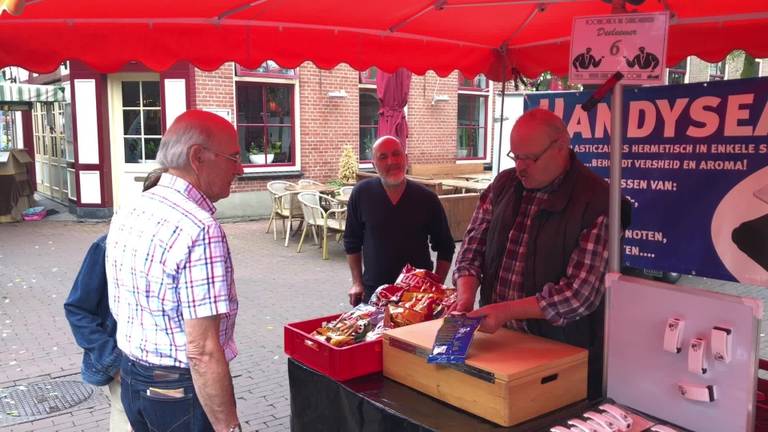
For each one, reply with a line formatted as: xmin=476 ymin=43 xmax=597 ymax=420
xmin=608 ymin=83 xmax=623 ymax=273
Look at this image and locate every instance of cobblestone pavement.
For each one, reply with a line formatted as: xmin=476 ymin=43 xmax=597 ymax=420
xmin=1 ymin=219 xmax=767 ymax=431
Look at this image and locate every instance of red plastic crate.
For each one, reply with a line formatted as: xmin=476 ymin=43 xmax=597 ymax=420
xmin=284 ymin=314 xmax=382 ymax=381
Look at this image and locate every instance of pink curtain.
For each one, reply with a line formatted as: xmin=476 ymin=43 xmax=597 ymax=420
xmin=376 ymin=68 xmax=412 ymax=150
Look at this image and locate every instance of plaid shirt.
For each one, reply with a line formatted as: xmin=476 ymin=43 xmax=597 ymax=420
xmin=453 ymin=171 xmax=608 ymax=329
xmin=106 ymin=174 xmax=238 ymax=368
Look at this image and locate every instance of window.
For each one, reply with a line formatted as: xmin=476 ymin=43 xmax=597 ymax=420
xmin=709 ymin=61 xmax=725 ymax=81
xmin=667 ymin=59 xmax=687 ymax=85
xmin=236 ymin=82 xmax=294 ymax=166
xmin=360 ymin=67 xmax=378 ymax=85
xmin=359 ymin=68 xmax=379 ymax=162
xmin=235 ymin=62 xmax=296 ymax=79
xmin=457 ymin=73 xmax=488 ymax=160
xmin=121 ymin=81 xmax=161 ymax=163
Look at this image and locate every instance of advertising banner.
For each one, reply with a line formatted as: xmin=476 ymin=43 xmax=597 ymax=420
xmin=525 ymin=77 xmax=768 ymax=285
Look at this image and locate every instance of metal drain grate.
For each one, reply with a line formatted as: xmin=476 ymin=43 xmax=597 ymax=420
xmin=0 ymin=380 xmax=94 ymax=423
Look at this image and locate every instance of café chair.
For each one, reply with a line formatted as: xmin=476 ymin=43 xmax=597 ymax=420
xmin=338 ymin=186 xmax=353 ymax=201
xmin=266 ymin=180 xmax=304 ymax=246
xmin=297 ymin=191 xmax=346 ymax=260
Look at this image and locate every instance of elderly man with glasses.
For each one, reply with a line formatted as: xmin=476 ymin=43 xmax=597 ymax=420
xmin=106 ymin=110 xmax=244 ymax=432
xmin=451 ymin=108 xmax=629 ymax=401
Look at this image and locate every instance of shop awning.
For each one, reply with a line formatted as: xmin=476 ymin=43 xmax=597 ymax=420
xmin=0 ymin=1 xmax=766 ymax=80
xmin=0 ymin=83 xmax=66 ymax=103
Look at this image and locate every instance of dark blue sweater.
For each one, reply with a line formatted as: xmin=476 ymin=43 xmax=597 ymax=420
xmin=343 ymin=178 xmax=455 ymax=298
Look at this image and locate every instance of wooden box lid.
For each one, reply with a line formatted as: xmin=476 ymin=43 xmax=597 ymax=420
xmin=383 ymin=318 xmax=587 ymax=383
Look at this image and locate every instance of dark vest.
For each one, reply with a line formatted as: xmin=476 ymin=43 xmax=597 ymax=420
xmin=481 ymin=151 xmax=613 ymax=400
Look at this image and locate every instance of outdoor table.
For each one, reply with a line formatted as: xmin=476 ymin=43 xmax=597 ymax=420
xmin=286 ymin=183 xmax=339 ymax=196
xmin=439 ymin=179 xmax=489 ymax=193
xmin=287 ymin=357 xmax=596 ymax=432
xmin=453 ymin=172 xmax=493 ymax=181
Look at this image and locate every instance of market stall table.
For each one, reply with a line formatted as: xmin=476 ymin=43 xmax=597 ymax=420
xmin=287 ymin=358 xmax=599 ymax=432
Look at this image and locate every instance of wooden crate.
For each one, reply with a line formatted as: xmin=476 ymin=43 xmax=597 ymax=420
xmin=382 ymin=319 xmax=588 ymax=427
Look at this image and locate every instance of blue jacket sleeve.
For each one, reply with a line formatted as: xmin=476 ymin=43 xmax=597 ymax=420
xmin=63 ymin=235 xmax=121 ymax=381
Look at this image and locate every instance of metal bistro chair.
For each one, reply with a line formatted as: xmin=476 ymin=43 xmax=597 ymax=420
xmin=296 ymin=191 xmax=346 ymax=260
xmin=266 ymin=180 xmax=304 ymax=247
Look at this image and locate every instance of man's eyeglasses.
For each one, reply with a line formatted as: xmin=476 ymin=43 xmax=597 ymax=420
xmin=203 ymin=147 xmax=241 ymax=164
xmin=506 ymin=137 xmax=559 ymax=164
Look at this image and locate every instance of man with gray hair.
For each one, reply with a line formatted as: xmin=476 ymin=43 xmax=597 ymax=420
xmin=106 ymin=110 xmax=244 ymax=432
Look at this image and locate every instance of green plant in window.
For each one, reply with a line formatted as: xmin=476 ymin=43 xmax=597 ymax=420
xmin=270 ymin=141 xmax=282 ymax=155
xmin=338 ymin=146 xmax=358 ymax=184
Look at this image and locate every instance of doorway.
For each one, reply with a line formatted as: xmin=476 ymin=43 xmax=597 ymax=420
xmin=107 ymin=73 xmax=161 ymax=210
xmin=32 ymin=102 xmax=73 ymax=204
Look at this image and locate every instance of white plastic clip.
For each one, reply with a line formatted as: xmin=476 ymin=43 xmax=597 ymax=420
xmin=663 ymin=318 xmax=684 ymax=353
xmin=687 ymin=337 xmax=707 ymax=375
xmin=678 ymin=382 xmax=716 ymax=402
xmin=711 ymin=326 xmax=732 ymax=363
xmin=584 ymin=411 xmax=619 ymax=432
xmin=599 ymin=404 xmax=633 ymax=431
xmin=650 ymin=425 xmax=680 ymax=432
xmin=567 ymin=418 xmax=601 ymax=432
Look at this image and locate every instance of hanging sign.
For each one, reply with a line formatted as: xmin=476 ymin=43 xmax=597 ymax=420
xmin=569 ymin=12 xmax=669 ymax=85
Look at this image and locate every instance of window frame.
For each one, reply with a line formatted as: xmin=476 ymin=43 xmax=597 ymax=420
xmin=456 ymin=73 xmax=490 ymax=162
xmin=234 ymin=68 xmax=301 ymax=174
xmin=235 ymin=63 xmax=297 ymax=80
xmin=358 ymin=85 xmax=378 ymax=166
xmin=119 ymin=80 xmax=162 ymax=164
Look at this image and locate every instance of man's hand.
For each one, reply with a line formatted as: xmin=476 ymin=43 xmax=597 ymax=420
xmin=113 ymin=370 xmax=121 ymax=383
xmin=467 ymin=302 xmax=510 ymax=333
xmin=348 ymin=283 xmax=364 ymax=306
xmin=449 ymin=292 xmax=475 ymax=313
xmin=447 ymin=275 xmax=479 ymax=313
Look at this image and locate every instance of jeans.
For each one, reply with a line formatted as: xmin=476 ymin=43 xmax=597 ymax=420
xmin=120 ymin=357 xmax=213 ymax=432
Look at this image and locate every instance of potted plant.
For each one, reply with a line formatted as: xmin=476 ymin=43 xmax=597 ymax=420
xmin=249 ymin=143 xmax=273 ymax=164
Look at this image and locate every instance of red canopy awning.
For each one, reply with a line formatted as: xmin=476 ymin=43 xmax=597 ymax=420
xmin=1 ymin=0 xmax=767 ymax=79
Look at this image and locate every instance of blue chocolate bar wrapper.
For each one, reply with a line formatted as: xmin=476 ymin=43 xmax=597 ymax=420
xmin=427 ymin=314 xmax=482 ymax=364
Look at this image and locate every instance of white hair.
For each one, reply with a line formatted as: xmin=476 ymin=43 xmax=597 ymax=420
xmin=156 ymin=110 xmax=234 ymax=169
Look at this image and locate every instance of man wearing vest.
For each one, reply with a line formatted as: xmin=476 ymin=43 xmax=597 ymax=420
xmin=452 ymin=108 xmax=622 ymax=400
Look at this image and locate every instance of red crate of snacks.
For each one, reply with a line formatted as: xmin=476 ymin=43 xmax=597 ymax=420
xmin=284 ymin=314 xmax=383 ymax=381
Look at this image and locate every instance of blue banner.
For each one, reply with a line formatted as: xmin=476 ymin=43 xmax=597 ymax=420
xmin=524 ymin=77 xmax=768 ymax=285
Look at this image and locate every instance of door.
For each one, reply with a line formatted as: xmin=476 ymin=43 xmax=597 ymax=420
xmin=108 ymin=73 xmax=161 ymax=210
xmin=32 ymin=102 xmax=70 ymax=203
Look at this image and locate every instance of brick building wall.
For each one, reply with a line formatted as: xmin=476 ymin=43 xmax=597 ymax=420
xmin=407 ymin=71 xmax=459 ymax=164
xmin=687 ymin=57 xmax=714 ymax=83
xmin=298 ymin=64 xmax=359 ymax=181
xmin=188 ymin=63 xmax=490 ymax=195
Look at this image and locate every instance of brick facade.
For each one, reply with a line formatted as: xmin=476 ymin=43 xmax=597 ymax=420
xmin=188 ymin=63 xmax=489 ymax=195
xmin=407 ymin=71 xmax=459 ymax=164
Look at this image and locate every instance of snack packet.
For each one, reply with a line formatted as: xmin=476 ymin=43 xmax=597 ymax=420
xmin=369 ymin=284 xmax=405 ymax=307
xmin=311 ymin=304 xmax=384 ymax=348
xmin=427 ymin=314 xmax=483 ymax=364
